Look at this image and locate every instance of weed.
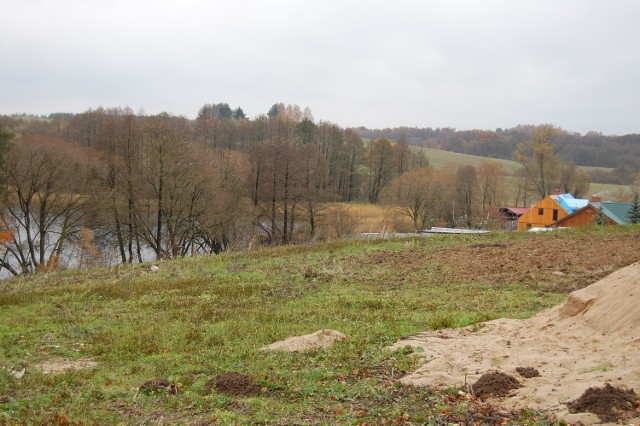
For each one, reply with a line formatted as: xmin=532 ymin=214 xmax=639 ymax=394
xmin=580 ymin=362 xmax=613 ymax=374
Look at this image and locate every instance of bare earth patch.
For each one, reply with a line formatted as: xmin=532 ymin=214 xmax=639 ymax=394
xmin=261 ymin=329 xmax=346 ymax=352
xmin=35 ymin=358 xmax=98 ymax=374
xmin=207 ymin=372 xmax=261 ymax=397
xmin=360 ymin=232 xmax=640 ymax=292
xmin=391 ymin=261 xmax=640 ymax=425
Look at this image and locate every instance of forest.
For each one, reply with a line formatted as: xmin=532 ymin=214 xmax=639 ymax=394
xmin=0 ymin=104 xmax=636 ymax=275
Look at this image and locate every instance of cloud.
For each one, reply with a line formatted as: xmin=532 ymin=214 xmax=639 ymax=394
xmin=1 ymin=0 xmax=639 ymax=134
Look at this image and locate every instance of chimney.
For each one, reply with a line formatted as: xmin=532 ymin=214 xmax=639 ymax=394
xmin=552 ymin=188 xmax=562 ymax=195
xmin=591 ymin=195 xmax=602 ymax=203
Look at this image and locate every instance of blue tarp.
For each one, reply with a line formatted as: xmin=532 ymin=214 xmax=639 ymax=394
xmin=553 ymin=193 xmax=589 ymax=214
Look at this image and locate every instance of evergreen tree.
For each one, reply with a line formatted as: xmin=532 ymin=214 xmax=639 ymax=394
xmin=628 ymin=192 xmax=640 ymax=224
xmin=267 ymin=103 xmax=281 ymax=118
xmin=595 ymin=205 xmax=607 ymax=225
xmin=232 ymin=107 xmax=246 ymax=120
xmin=215 ymin=103 xmax=233 ymax=120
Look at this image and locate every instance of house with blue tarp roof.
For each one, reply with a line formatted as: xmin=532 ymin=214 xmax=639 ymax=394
xmin=517 ymin=191 xmax=590 ymax=231
xmin=552 ymin=198 xmax=633 ymax=228
xmin=518 ymin=191 xmax=633 ymax=231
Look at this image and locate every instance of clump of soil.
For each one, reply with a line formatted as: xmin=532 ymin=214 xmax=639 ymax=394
xmin=567 ymin=383 xmax=639 ymax=423
xmin=472 ymin=372 xmax=520 ymax=399
xmin=206 ymin=372 xmax=260 ymax=397
xmin=139 ymin=379 xmax=178 ymax=395
xmin=516 ymin=367 xmax=540 ymax=378
xmin=303 ymin=268 xmax=318 ymax=279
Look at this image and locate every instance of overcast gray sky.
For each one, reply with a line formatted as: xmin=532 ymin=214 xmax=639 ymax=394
xmin=2 ymin=0 xmax=639 ymax=134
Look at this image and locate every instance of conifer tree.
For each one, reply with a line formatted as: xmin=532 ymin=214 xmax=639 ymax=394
xmin=595 ymin=205 xmax=607 ymax=225
xmin=628 ymin=192 xmax=640 ymax=224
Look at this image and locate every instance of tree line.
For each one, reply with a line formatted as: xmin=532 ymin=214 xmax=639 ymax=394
xmin=0 ymin=104 xmax=429 ymax=275
xmin=2 ymin=107 xmax=631 ymax=276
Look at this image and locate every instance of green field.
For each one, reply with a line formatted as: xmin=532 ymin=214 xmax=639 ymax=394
xmin=589 ymin=182 xmax=624 ymax=197
xmin=2 ymin=226 xmax=639 ymax=424
xmin=418 ymin=146 xmax=522 ymax=174
xmin=418 ymin=146 xmax=630 ymax=198
xmin=418 ymin=146 xmax=614 ymax=176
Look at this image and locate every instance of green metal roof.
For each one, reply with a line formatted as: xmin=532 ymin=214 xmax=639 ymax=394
xmin=591 ymin=202 xmax=632 ymax=224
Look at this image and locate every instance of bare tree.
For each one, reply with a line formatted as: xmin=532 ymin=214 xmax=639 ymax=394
xmin=0 ymin=135 xmax=92 ymax=274
xmin=367 ymin=138 xmax=396 ymax=203
xmin=138 ymin=114 xmax=185 ymax=259
xmin=560 ymin=162 xmax=590 ymax=198
xmin=454 ymin=165 xmax=478 ymax=228
xmin=513 ymin=125 xmax=562 ymax=199
xmin=380 ymin=168 xmax=444 ymax=231
xmin=477 ymin=161 xmax=505 ymax=212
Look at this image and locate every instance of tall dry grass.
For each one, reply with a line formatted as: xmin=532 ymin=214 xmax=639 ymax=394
xmin=316 ymin=203 xmax=414 ymax=239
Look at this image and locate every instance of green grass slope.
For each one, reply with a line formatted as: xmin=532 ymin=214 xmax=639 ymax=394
xmin=419 ymin=146 xmax=522 ymax=174
xmin=1 ymin=226 xmax=639 ymax=424
xmin=418 ymin=146 xmax=614 ymax=176
xmin=419 ymin=146 xmax=629 ymax=197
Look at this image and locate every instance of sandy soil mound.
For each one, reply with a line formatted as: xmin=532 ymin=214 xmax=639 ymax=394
xmin=391 ymin=262 xmax=640 ymax=425
xmin=261 ymin=329 xmax=346 ymax=352
xmin=36 ymin=358 xmax=98 ymax=374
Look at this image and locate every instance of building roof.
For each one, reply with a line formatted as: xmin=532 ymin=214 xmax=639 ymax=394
xmin=503 ymin=207 xmax=530 ymax=215
xmin=551 ymin=193 xmax=589 ymax=214
xmin=591 ymin=202 xmax=632 ymax=225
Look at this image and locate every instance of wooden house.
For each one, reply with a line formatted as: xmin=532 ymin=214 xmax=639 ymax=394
xmin=552 ymin=198 xmax=632 ymax=228
xmin=499 ymin=207 xmax=529 ymax=231
xmin=517 ymin=192 xmax=588 ymax=231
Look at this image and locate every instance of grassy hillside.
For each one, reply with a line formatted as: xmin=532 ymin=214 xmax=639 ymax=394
xmin=418 ymin=146 xmax=630 ymax=199
xmin=418 ymin=146 xmax=522 ymax=174
xmin=418 ymin=146 xmax=614 ymax=176
xmin=2 ymin=226 xmax=640 ymax=424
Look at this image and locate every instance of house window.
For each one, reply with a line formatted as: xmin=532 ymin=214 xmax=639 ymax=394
xmin=526 ymin=224 xmax=532 ymax=230
xmin=552 ymin=209 xmax=558 ymax=221
xmin=538 ymin=208 xmax=544 ymax=215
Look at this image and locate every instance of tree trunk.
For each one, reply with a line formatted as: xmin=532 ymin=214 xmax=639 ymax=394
xmin=270 ymin=149 xmax=278 ymax=244
xmin=109 ymin=163 xmax=126 ymax=263
xmin=38 ymin=197 xmax=47 ymax=267
xmin=282 ymin=160 xmax=289 ymax=244
xmin=155 ymin=152 xmax=164 ymax=260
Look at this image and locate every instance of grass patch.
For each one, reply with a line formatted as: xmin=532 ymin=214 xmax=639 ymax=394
xmin=1 ymin=226 xmax=639 ymax=424
xmin=580 ymin=362 xmax=613 ymax=374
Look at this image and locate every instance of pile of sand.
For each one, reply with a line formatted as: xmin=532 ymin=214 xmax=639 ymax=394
xmin=36 ymin=358 xmax=98 ymax=374
xmin=391 ymin=262 xmax=640 ymax=425
xmin=261 ymin=329 xmax=346 ymax=352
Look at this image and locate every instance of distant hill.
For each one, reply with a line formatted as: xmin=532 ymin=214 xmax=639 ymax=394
xmin=355 ymin=126 xmax=640 ymax=184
